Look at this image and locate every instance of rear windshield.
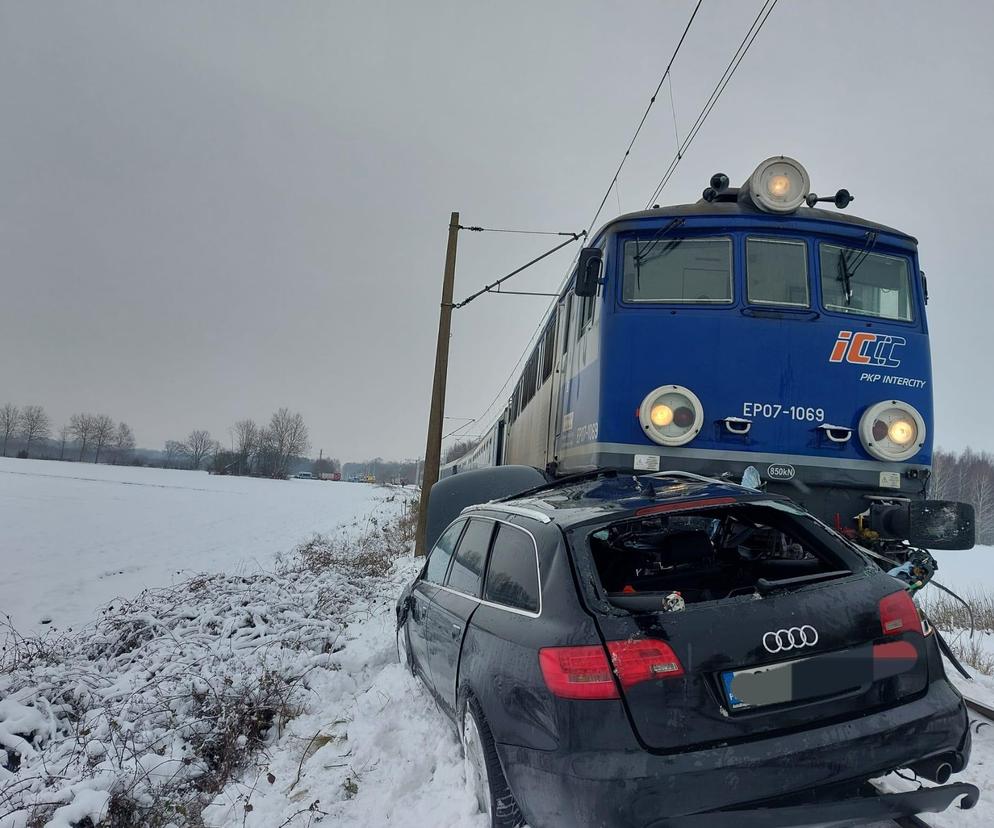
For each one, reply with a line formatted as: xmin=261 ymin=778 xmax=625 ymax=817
xmin=622 ymin=237 xmax=733 ymax=303
xmin=819 ymin=244 xmax=913 ymax=321
xmin=581 ymin=503 xmax=857 ymax=610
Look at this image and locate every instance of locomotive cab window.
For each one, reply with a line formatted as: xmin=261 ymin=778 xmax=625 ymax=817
xmin=820 ymin=244 xmax=913 ymax=321
xmin=622 ymin=237 xmax=732 ymax=303
xmin=747 ymin=237 xmax=809 ymax=307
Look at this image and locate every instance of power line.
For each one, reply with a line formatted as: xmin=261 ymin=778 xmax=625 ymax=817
xmin=453 ymin=2 xmax=706 ymax=434
xmin=645 ymin=0 xmax=779 ymax=208
xmin=583 ymin=0 xmax=703 ymax=239
xmin=458 ymin=225 xmax=581 ymax=236
xmin=452 ymin=232 xmax=584 ymax=309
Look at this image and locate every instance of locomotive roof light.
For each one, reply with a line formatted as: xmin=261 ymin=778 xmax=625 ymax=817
xmin=858 ymin=400 xmax=927 ymax=462
xmin=639 ymin=385 xmax=704 ymax=447
xmin=744 ymin=156 xmax=810 ymax=214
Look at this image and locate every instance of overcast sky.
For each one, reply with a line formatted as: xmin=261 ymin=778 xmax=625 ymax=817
xmin=2 ymin=1 xmax=992 ymax=462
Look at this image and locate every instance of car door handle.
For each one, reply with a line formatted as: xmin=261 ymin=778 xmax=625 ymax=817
xmin=451 ymin=623 xmax=462 ymax=638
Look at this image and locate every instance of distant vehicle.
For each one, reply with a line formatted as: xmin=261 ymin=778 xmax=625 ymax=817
xmin=292 ymin=472 xmax=314 ymax=479
xmin=397 ymin=469 xmax=977 ymax=827
xmin=318 ymin=472 xmax=342 ymax=481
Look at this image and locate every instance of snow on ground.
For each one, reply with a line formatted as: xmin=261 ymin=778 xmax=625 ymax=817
xmin=0 ymin=458 xmax=388 ymax=632
xmin=932 ymin=545 xmax=994 ymax=595
xmin=201 ymin=559 xmax=487 ymax=828
xmin=2 ymin=458 xmax=994 ymax=826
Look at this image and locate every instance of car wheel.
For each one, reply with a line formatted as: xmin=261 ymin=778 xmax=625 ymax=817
xmin=396 ymin=621 xmax=411 ymax=672
xmin=461 ymin=696 xmax=523 ymax=828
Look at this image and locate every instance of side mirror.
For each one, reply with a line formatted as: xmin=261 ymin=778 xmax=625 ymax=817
xmin=575 ymin=247 xmax=603 ymax=298
xmin=869 ymin=499 xmax=975 ymax=550
xmin=908 ymin=500 xmax=975 ymax=550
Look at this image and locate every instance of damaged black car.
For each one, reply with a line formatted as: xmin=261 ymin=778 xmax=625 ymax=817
xmin=395 ymin=468 xmax=978 ymax=827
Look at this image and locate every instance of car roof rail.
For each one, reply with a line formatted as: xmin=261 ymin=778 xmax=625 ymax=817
xmin=648 ymin=470 xmax=732 ymax=487
xmin=462 ymin=502 xmax=553 ymax=524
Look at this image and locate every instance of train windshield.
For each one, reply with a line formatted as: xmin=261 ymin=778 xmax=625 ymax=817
xmin=622 ymin=237 xmax=732 ymax=303
xmin=746 ymin=237 xmax=809 ymax=307
xmin=819 ymin=244 xmax=913 ymax=321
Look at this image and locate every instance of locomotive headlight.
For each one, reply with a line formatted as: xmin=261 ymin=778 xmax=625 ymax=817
xmin=650 ymin=404 xmax=674 ymax=427
xmin=747 ymin=156 xmax=810 ymax=214
xmin=767 ymin=174 xmax=791 ymax=197
xmin=888 ymin=419 xmax=916 ymax=445
xmin=639 ymin=385 xmax=704 ymax=447
xmin=859 ymin=400 xmax=926 ymax=462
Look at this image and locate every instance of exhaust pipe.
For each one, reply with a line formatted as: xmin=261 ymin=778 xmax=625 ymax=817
xmin=910 ymin=755 xmax=954 ymax=784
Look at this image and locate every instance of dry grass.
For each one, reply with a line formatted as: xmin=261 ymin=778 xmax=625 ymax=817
xmin=920 ymin=588 xmax=994 ymax=675
xmin=0 ymin=499 xmax=418 ymax=827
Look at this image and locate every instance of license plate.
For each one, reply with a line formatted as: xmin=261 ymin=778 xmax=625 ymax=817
xmin=721 ymin=647 xmax=870 ymax=711
xmin=722 ymin=658 xmax=806 ymax=710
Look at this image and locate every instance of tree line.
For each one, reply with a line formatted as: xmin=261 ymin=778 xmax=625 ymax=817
xmin=164 ymin=408 xmax=312 ymax=478
xmin=1 ymin=403 xmax=135 ymax=463
xmin=930 ymin=448 xmax=994 ymax=545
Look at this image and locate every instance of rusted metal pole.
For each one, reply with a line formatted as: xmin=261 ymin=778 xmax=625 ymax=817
xmin=414 ymin=212 xmax=459 ymax=556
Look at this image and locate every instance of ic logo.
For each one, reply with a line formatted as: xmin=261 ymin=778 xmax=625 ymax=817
xmin=829 ymin=330 xmax=906 ymax=368
xmin=762 ymin=626 xmax=819 ymax=654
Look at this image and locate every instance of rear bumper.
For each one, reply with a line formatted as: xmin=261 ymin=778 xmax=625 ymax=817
xmin=652 ymin=781 xmax=979 ymax=827
xmin=499 ymin=677 xmax=972 ymax=828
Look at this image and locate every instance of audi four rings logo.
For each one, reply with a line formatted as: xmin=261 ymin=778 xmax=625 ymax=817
xmin=762 ymin=626 xmax=819 ymax=653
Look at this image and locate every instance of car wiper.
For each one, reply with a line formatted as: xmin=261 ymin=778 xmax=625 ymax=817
xmin=756 ymin=569 xmax=852 ymax=594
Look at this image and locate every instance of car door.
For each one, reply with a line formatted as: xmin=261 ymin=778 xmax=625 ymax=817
xmin=409 ymin=519 xmax=465 ymax=686
xmin=427 ymin=517 xmax=496 ymax=712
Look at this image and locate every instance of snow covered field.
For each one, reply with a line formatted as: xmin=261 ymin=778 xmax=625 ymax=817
xmin=0 ymin=458 xmax=388 ymax=632
xmin=1 ymin=457 xmax=993 ymax=827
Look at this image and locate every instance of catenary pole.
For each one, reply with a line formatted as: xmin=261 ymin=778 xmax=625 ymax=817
xmin=415 ymin=212 xmax=460 ymax=556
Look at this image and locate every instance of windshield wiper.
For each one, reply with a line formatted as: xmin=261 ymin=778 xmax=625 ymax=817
xmin=756 ymin=569 xmax=852 ymax=594
xmin=837 ymin=231 xmax=879 ymax=306
xmin=634 ymin=217 xmax=685 ymax=289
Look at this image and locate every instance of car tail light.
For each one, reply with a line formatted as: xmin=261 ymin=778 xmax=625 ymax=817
xmin=607 ymin=639 xmax=684 ymax=685
xmin=879 ymin=590 xmax=924 ymax=636
xmin=539 ymin=645 xmax=618 ymax=700
xmin=539 ymin=639 xmax=685 ymax=699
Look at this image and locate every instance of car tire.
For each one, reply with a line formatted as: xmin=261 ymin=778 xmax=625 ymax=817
xmin=461 ymin=696 xmax=524 ymax=828
xmin=396 ymin=621 xmax=412 ymax=673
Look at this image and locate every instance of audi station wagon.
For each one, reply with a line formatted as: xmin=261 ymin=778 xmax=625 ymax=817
xmin=396 ymin=468 xmax=977 ymax=827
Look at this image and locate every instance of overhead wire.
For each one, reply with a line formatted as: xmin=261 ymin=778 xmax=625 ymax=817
xmin=583 ymin=0 xmax=703 ymax=239
xmin=446 ymin=1 xmax=706 ymax=439
xmin=448 ymin=0 xmax=780 ymax=445
xmin=644 ymin=0 xmax=780 ymax=208
xmin=458 ymin=225 xmax=581 ymax=236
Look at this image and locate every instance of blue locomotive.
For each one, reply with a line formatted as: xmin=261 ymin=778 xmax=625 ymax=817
xmin=444 ymin=157 xmax=973 ymax=550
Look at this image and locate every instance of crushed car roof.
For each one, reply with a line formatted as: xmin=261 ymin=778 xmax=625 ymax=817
xmin=473 ymin=470 xmax=793 ymax=528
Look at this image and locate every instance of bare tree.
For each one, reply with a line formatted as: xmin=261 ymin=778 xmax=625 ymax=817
xmin=113 ymin=422 xmax=136 ymax=464
xmin=182 ymin=429 xmax=214 ymax=470
xmin=231 ymin=419 xmax=258 ymax=475
xmin=971 ymin=469 xmax=994 ymax=546
xmin=164 ymin=440 xmax=184 ymax=469
xmin=1 ymin=404 xmax=20 ymax=457
xmin=90 ymin=414 xmax=115 ymax=463
xmin=265 ymin=408 xmax=310 ymax=478
xmin=70 ymin=413 xmax=95 ymax=461
xmin=18 ymin=405 xmax=51 ymax=458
